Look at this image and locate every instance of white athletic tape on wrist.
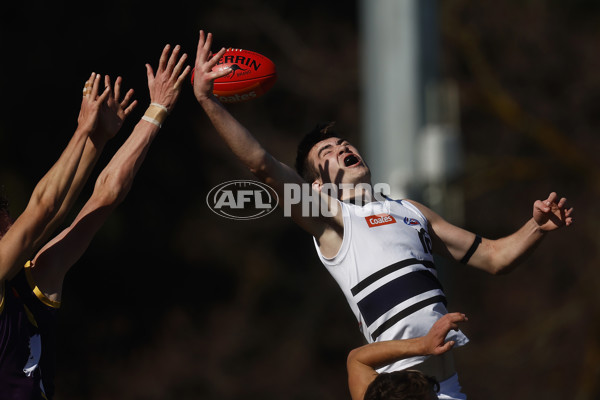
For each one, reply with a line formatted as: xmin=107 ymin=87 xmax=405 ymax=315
xmin=150 ymin=103 xmax=169 ymax=112
xmin=143 ymin=104 xmax=169 ymax=128
xmin=142 ymin=115 xmax=162 ymax=128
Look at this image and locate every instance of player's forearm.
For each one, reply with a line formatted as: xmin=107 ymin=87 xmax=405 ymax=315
xmin=28 ymin=122 xmax=158 ymax=287
xmin=198 ymin=96 xmax=270 ymax=172
xmin=91 ymin=119 xmax=160 ymax=207
xmin=0 ymin=127 xmax=91 ymax=280
xmin=29 ymin=126 xmax=92 ymax=224
xmin=34 ymin=136 xmax=107 ymax=248
xmin=347 ymin=337 xmax=427 ymax=371
xmin=480 ymin=218 xmax=546 ymax=274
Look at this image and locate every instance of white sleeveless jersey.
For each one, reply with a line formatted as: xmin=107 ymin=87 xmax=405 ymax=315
xmin=313 ymin=198 xmax=469 ymax=372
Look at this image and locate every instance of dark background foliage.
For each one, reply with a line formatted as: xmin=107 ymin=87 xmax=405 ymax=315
xmin=1 ymin=1 xmax=598 ymax=399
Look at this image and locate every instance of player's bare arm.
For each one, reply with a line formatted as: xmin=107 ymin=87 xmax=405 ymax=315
xmin=35 ymin=73 xmax=137 ymax=247
xmin=193 ymin=30 xmax=343 ymax=241
xmin=0 ymin=77 xmax=111 ymax=282
xmin=347 ymin=313 xmax=467 ymax=400
xmin=408 ymin=192 xmax=573 ymax=275
xmin=30 ymin=44 xmax=190 ymax=302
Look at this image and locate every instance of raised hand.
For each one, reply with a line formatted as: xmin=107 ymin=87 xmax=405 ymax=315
xmin=77 ymin=73 xmax=110 ymax=133
xmin=94 ymin=75 xmax=137 ymax=143
xmin=533 ymin=192 xmax=574 ymax=232
xmin=193 ymin=30 xmax=231 ymax=102
xmin=145 ymin=44 xmax=191 ymax=112
xmin=422 ymin=312 xmax=468 ymax=356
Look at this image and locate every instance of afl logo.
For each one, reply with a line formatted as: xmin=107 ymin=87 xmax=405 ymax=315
xmin=206 ymin=180 xmax=279 ymax=220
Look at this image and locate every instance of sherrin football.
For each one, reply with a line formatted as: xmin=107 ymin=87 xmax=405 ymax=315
xmin=193 ymin=48 xmax=277 ymax=104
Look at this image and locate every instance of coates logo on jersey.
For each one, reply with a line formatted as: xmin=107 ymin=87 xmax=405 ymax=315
xmin=365 ymin=214 xmax=397 ymax=228
xmin=403 ymin=217 xmax=421 ymax=227
xmin=206 ymin=180 xmax=279 ymax=220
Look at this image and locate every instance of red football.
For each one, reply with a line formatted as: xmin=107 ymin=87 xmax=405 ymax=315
xmin=193 ymin=48 xmax=277 ymax=104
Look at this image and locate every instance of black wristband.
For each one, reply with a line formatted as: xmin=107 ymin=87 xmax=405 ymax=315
xmin=460 ymin=235 xmax=482 ymax=264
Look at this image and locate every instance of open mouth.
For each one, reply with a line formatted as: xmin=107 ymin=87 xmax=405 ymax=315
xmin=343 ymin=154 xmax=360 ymax=167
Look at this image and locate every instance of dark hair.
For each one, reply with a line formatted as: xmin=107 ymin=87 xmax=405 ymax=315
xmin=364 ymin=370 xmax=440 ymax=400
xmin=294 ymin=121 xmax=340 ymax=182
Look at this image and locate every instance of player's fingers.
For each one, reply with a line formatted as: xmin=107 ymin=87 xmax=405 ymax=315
xmin=443 ymin=341 xmax=455 ymax=351
xmin=197 ymin=30 xmax=207 ymax=57
xmin=104 ymin=75 xmax=113 ymax=99
xmin=145 ymin=63 xmax=155 ymax=84
xmin=166 ymin=45 xmax=181 ymax=74
xmin=448 ymin=313 xmax=467 ymax=323
xmin=534 ymin=199 xmax=550 ymax=213
xmin=82 ymin=72 xmax=94 ymax=97
xmin=113 ymin=76 xmax=123 ymax=101
xmin=204 ymin=31 xmax=214 ymax=54
xmin=96 ymin=81 xmax=111 ymax=103
xmin=434 ymin=341 xmax=455 ymax=355
xmin=197 ymin=31 xmax=212 ymax=66
xmin=174 ymin=65 xmax=192 ymax=89
xmin=545 ymin=192 xmax=558 ymax=205
xmin=123 ymin=99 xmax=138 ymax=116
xmin=211 ymin=65 xmax=231 ymax=80
xmin=557 ymin=197 xmax=568 ymax=209
xmin=172 ymin=53 xmax=188 ymax=79
xmin=207 ymin=48 xmax=227 ymax=71
xmin=120 ymin=88 xmax=135 ymax=108
xmin=158 ymin=44 xmax=171 ymax=72
xmin=90 ymin=73 xmax=102 ymax=99
xmin=85 ymin=72 xmax=94 ymax=85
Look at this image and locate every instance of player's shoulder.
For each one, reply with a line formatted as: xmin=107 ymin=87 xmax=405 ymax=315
xmin=398 ymin=199 xmax=438 ymax=225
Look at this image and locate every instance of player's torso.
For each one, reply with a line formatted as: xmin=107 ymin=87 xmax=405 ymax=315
xmin=0 ymin=268 xmax=57 ymax=399
xmin=343 ymin=199 xmax=434 ymax=275
xmin=320 ymin=199 xmax=450 ymax=340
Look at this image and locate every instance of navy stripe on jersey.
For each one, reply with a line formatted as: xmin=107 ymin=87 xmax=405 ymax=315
xmin=356 ymin=269 xmax=445 ymax=326
xmin=351 ymin=258 xmax=435 ymax=297
xmin=370 ymin=295 xmax=447 ymax=340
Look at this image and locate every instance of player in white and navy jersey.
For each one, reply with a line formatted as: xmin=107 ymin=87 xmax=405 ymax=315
xmin=193 ymin=30 xmax=574 ymax=399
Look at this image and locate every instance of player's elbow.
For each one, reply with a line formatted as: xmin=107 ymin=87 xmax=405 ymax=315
xmin=93 ymin=171 xmax=132 ymax=207
xmin=249 ymin=152 xmax=275 ymax=181
xmin=483 ymin=255 xmax=515 ymax=275
xmin=31 ymin=191 xmax=61 ymax=223
xmin=346 ymin=347 xmax=369 ymax=371
xmin=346 ymin=349 xmax=359 ymax=370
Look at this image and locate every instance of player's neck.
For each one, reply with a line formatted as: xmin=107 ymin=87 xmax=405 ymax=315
xmin=339 ymin=185 xmax=377 ymax=205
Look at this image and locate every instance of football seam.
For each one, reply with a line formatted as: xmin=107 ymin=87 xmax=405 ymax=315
xmin=215 ymin=74 xmax=277 ymax=84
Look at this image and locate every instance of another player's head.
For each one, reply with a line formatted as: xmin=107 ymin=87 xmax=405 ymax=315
xmin=363 ymin=370 xmax=439 ymax=400
xmin=295 ymin=122 xmax=371 ymax=189
xmin=0 ymin=188 xmax=11 ymax=239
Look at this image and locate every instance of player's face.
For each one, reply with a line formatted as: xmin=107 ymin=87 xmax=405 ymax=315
xmin=307 ymin=137 xmax=371 ymax=186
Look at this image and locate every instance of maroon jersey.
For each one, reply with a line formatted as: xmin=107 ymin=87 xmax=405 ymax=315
xmin=0 ymin=263 xmax=59 ymax=400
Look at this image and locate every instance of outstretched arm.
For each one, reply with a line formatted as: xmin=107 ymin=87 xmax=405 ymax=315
xmin=0 ymin=76 xmax=110 ymax=282
xmin=34 ymin=73 xmax=137 ymax=249
xmin=193 ymin=30 xmax=341 ymax=240
xmin=347 ymin=313 xmax=467 ymax=400
xmin=30 ymin=44 xmax=191 ymax=302
xmin=193 ymin=31 xmax=303 ymax=187
xmin=411 ymin=192 xmax=574 ymax=275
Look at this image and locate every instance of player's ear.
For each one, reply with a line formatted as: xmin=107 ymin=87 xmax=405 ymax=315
xmin=312 ymin=180 xmax=323 ymax=193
